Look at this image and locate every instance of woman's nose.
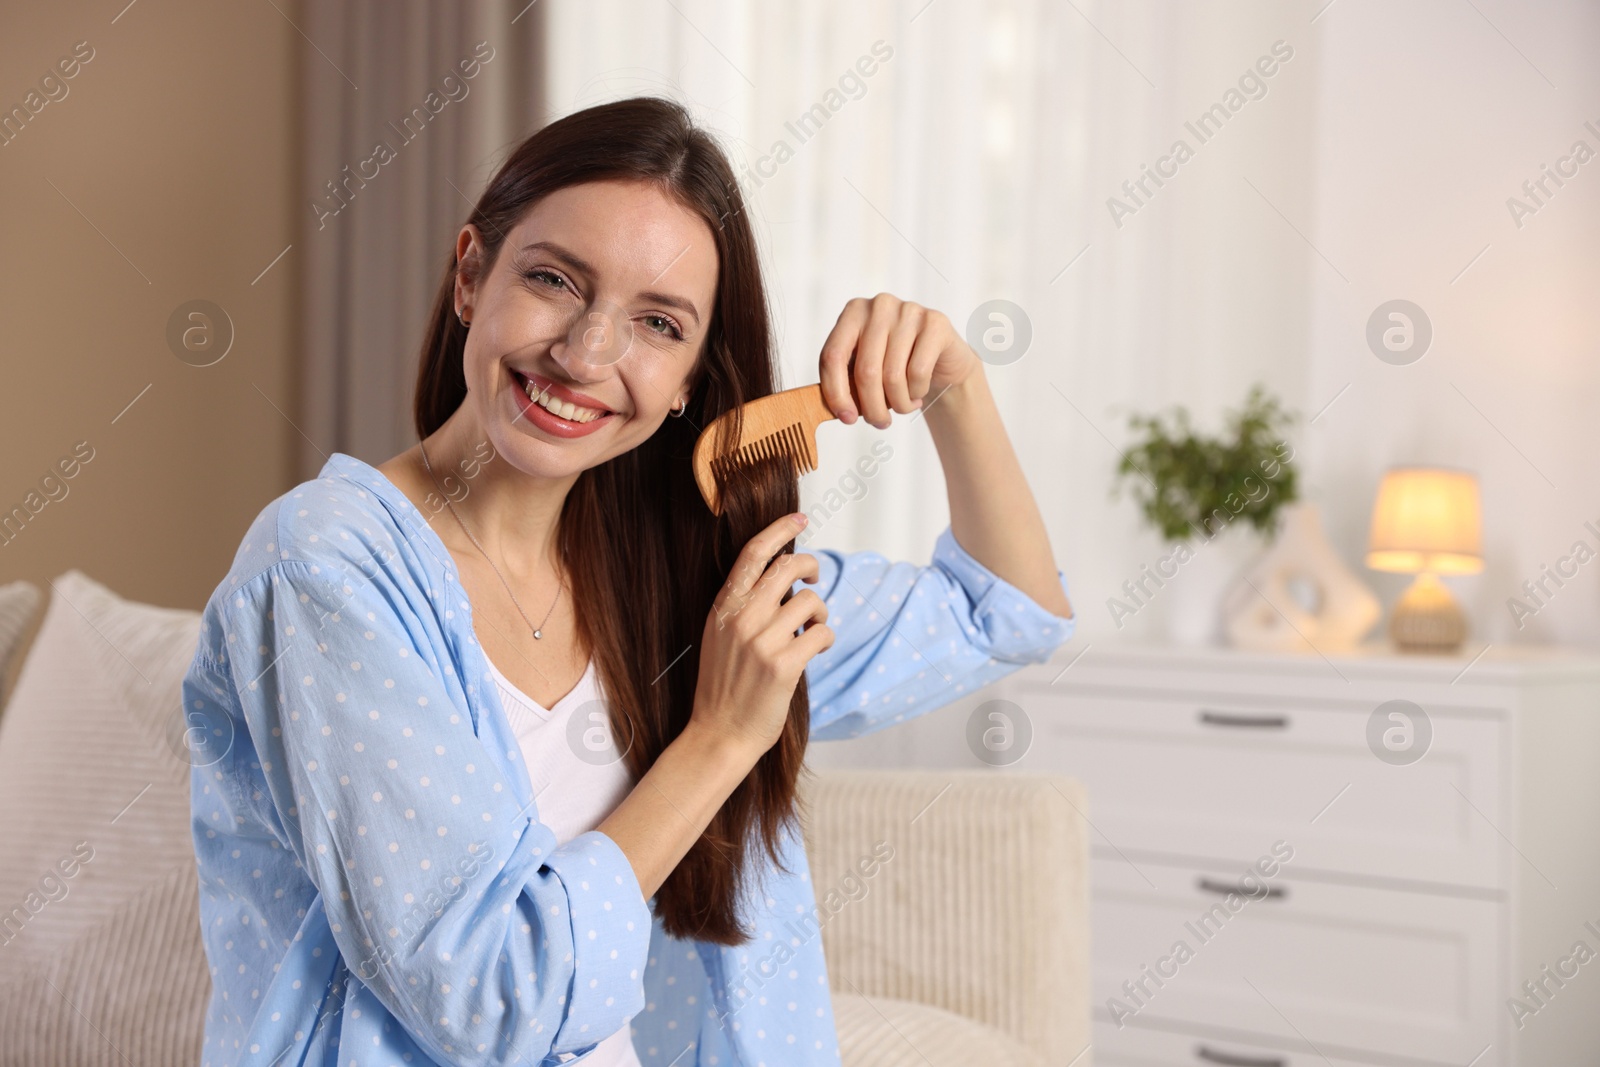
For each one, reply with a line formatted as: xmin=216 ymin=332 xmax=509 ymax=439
xmin=559 ymin=299 xmax=634 ymax=371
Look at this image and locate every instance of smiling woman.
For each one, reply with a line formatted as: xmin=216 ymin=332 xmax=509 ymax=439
xmin=392 ymin=111 xmax=811 ymax=954
xmin=184 ymin=95 xmax=1074 ymax=1067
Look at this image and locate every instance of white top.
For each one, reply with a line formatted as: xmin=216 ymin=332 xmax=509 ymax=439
xmin=484 ymin=653 xmax=642 ymax=1067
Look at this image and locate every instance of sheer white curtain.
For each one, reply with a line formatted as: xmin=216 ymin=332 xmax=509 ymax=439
xmin=542 ymin=1 xmax=1314 ymax=635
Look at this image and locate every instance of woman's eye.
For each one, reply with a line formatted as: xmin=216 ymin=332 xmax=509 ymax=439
xmin=642 ymin=314 xmax=682 ymax=340
xmin=524 ymin=268 xmax=567 ymax=290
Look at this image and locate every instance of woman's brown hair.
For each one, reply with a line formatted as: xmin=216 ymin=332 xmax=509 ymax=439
xmin=413 ymin=96 xmax=807 ymax=945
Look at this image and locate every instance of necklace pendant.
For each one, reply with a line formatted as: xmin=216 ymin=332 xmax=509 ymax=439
xmin=532 ymin=629 xmax=542 ymax=640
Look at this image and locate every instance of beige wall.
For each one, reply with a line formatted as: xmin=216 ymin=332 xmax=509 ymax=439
xmin=0 ymin=1 xmax=299 ymax=610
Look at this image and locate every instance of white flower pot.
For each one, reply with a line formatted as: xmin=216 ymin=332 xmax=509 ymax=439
xmin=1161 ymin=526 xmax=1263 ymax=646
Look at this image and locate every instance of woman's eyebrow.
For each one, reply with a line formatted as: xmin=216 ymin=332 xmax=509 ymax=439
xmin=520 ymin=240 xmax=701 ymax=327
xmin=520 ymin=240 xmax=594 ymax=275
xmin=639 ymin=288 xmax=701 ymax=327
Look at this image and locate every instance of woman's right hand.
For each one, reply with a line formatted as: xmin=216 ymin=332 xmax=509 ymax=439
xmin=688 ymin=512 xmax=834 ymax=759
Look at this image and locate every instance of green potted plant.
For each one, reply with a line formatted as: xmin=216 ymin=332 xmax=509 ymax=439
xmin=1110 ymin=384 xmax=1299 ymax=644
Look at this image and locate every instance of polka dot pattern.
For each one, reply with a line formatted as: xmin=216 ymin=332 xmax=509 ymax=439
xmin=181 ymin=452 xmax=1075 ymax=1067
xmin=801 ymin=525 xmax=1077 ymax=742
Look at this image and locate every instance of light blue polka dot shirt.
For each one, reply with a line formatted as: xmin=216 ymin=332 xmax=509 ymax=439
xmin=182 ymin=451 xmax=1074 ymax=1066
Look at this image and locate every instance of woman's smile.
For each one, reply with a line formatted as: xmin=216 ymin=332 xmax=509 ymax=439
xmin=507 ymin=366 xmax=619 ymax=438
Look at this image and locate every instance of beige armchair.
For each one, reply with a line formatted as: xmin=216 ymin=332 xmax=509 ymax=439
xmin=800 ymin=768 xmax=1091 ymax=1067
xmin=0 ymin=574 xmax=1091 ymax=1066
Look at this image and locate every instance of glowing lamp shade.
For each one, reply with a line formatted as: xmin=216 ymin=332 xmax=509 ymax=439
xmin=1366 ymin=468 xmax=1483 ymax=576
xmin=1366 ymin=467 xmax=1482 ymax=652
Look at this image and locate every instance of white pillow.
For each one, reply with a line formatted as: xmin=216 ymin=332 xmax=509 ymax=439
xmin=0 ymin=580 xmax=42 ymax=716
xmin=833 ymin=993 xmax=1046 ymax=1067
xmin=0 ymin=571 xmax=209 ymax=1065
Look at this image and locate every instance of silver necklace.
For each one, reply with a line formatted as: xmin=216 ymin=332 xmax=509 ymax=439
xmin=418 ymin=437 xmax=563 ymax=640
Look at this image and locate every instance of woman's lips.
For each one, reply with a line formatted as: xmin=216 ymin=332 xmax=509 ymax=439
xmin=508 ymin=368 xmax=615 ymax=439
xmin=518 ymin=370 xmax=613 ymax=415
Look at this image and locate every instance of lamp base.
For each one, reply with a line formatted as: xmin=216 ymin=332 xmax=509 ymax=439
xmin=1389 ymin=571 xmax=1466 ymax=653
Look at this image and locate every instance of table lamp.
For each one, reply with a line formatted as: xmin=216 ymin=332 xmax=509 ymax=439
xmin=1365 ymin=467 xmax=1483 ymax=652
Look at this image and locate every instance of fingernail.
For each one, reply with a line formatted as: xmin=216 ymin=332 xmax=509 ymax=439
xmin=792 ymin=513 xmax=808 ymax=527
xmin=839 ymin=407 xmax=857 ymax=422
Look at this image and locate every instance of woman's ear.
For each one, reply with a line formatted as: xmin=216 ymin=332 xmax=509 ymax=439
xmin=683 ymin=349 xmax=710 ymax=404
xmin=454 ymin=224 xmax=486 ymax=320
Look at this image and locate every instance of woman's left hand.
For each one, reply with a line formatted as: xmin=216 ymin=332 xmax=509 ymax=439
xmin=819 ymin=293 xmax=981 ymax=429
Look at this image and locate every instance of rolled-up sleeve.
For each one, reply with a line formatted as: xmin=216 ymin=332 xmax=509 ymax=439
xmin=798 ymin=524 xmax=1074 ymax=741
xmin=217 ymin=559 xmax=651 ymax=1065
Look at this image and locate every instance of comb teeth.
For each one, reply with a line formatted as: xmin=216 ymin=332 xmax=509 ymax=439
xmin=711 ymin=422 xmax=815 ymax=481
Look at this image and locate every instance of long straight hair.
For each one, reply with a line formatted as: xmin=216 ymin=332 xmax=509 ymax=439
xmin=412 ymin=96 xmax=808 ymax=945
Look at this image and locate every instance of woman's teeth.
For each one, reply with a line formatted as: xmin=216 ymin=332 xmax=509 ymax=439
xmin=524 ymin=379 xmax=606 ymax=423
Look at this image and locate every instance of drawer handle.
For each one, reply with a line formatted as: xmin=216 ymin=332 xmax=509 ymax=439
xmin=1196 ymin=1045 xmax=1286 ymax=1067
xmin=1198 ymin=710 xmax=1289 ymax=729
xmin=1196 ymin=877 xmax=1286 ymax=901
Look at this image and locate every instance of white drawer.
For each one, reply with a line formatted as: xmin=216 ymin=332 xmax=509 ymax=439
xmin=1094 ymin=1023 xmax=1454 ymax=1067
xmin=1002 ymin=678 xmax=1507 ymax=889
xmin=1090 ymin=857 xmax=1500 ymax=1066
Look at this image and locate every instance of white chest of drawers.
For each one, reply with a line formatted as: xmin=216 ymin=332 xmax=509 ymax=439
xmin=808 ymin=642 xmax=1600 ymax=1066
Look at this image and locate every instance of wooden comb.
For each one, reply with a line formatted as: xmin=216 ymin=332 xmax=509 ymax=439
xmin=691 ymin=382 xmax=851 ymax=515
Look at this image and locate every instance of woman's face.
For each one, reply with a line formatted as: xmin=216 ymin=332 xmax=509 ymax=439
xmin=453 ymin=178 xmax=719 ymax=477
